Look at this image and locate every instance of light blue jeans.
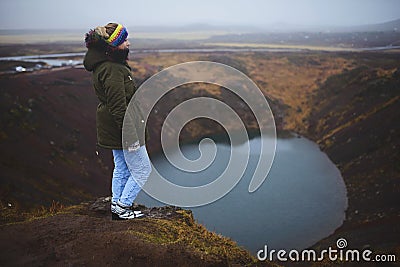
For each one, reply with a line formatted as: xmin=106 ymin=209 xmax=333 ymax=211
xmin=112 ymin=146 xmax=152 ymax=207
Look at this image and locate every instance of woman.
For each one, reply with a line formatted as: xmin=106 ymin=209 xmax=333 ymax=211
xmin=83 ymin=23 xmax=151 ymax=220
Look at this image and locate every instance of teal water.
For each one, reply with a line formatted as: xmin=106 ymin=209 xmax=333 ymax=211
xmin=136 ymin=135 xmax=348 ymax=253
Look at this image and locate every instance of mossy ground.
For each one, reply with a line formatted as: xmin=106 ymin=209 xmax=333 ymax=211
xmin=0 ymin=199 xmax=279 ymax=266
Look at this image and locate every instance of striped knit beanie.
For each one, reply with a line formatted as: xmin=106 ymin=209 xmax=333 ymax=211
xmin=105 ymin=24 xmax=128 ymax=47
xmin=92 ymin=23 xmax=128 ymax=47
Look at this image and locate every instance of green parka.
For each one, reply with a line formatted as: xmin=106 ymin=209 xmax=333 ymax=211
xmin=83 ymin=48 xmax=145 ymax=149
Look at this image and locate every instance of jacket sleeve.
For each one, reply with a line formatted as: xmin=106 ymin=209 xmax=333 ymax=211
xmin=101 ymin=66 xmax=127 ymax=130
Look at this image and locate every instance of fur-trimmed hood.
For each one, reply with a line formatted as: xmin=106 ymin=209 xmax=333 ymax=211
xmin=83 ymin=30 xmax=109 ymax=71
xmin=83 ymin=30 xmax=129 ymax=72
xmin=83 ymin=48 xmax=108 ymax=72
xmin=85 ymin=30 xmax=109 ymax=50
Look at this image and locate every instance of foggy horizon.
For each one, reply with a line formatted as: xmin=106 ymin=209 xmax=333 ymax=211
xmin=0 ymin=0 xmax=400 ymax=30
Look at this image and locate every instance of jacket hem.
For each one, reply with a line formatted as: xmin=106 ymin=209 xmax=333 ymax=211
xmin=97 ymin=143 xmax=123 ymax=150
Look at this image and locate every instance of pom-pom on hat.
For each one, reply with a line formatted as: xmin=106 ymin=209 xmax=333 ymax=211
xmin=105 ymin=24 xmax=128 ymax=47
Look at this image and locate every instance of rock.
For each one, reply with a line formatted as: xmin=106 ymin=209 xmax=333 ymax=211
xmin=89 ymin=197 xmax=190 ymax=221
xmin=15 ymin=66 xmax=26 ymax=72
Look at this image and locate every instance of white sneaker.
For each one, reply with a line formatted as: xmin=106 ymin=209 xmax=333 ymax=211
xmin=111 ymin=202 xmax=144 ymax=220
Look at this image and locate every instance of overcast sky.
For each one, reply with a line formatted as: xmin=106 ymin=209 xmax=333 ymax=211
xmin=0 ymin=0 xmax=399 ymax=30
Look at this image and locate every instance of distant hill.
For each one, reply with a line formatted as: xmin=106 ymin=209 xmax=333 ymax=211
xmin=131 ymin=19 xmax=400 ymax=33
xmin=335 ymin=18 xmax=400 ymax=32
xmin=253 ymin=18 xmax=400 ymax=32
